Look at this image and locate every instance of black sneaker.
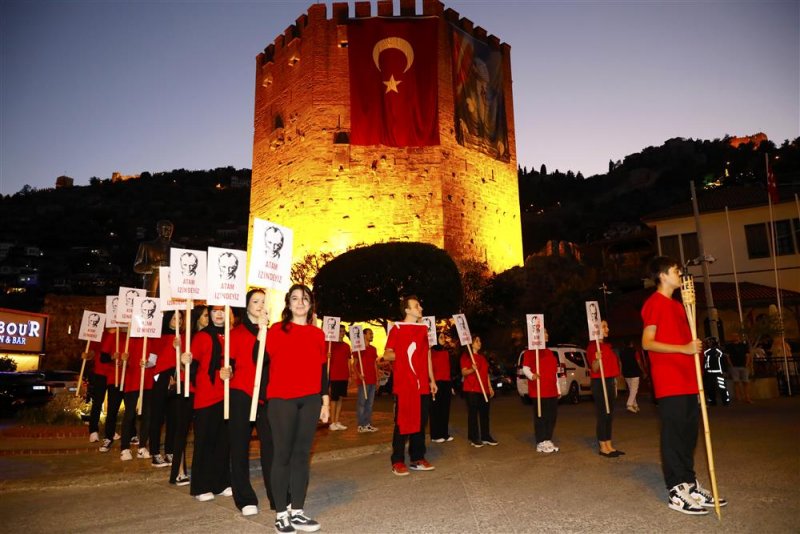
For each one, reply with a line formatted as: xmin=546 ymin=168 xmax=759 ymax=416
xmin=151 ymin=454 xmax=170 ymax=468
xmin=689 ymin=480 xmax=728 ymax=508
xmin=174 ymin=474 xmax=190 ymax=486
xmin=130 ymin=436 xmax=139 ymax=445
xmin=275 ymin=514 xmax=296 ymax=534
xmin=290 ymin=511 xmax=320 ymax=532
xmin=482 ymin=437 xmax=499 ymax=446
xmin=668 ymin=483 xmax=708 ymax=515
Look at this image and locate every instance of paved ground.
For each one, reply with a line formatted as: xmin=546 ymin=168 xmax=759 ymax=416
xmin=0 ymin=392 xmax=798 ymax=533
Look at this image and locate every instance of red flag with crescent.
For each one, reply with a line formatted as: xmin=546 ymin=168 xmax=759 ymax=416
xmin=348 ymin=17 xmax=439 ymax=147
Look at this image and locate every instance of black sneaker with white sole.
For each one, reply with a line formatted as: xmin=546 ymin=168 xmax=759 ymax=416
xmin=668 ymin=483 xmax=709 ymax=515
xmin=151 ymin=454 xmax=170 ymax=468
xmin=290 ymin=511 xmax=321 ymax=532
xmin=274 ymin=514 xmax=296 ymax=534
xmin=689 ymin=480 xmax=728 ymax=508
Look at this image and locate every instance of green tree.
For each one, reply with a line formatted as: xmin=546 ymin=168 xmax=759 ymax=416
xmin=313 ymin=242 xmax=462 ymax=327
xmin=0 ymin=356 xmax=17 ymax=372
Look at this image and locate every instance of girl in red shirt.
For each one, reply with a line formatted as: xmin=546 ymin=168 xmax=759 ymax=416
xmin=429 ymin=332 xmax=454 ymax=442
xmin=586 ymin=320 xmax=624 ymax=457
xmin=460 ymin=335 xmax=497 ymax=448
xmin=522 ymin=329 xmax=560 ymax=453
xmin=149 ymin=311 xmax=182 ymax=468
xmin=185 ymin=305 xmax=232 ymax=502
xmin=119 ymin=336 xmax=154 ymax=461
xmin=229 ymin=289 xmax=275 ymax=516
xmin=266 ymin=284 xmax=329 ymax=534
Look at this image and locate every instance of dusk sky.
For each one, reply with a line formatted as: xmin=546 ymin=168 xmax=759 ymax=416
xmin=1 ymin=0 xmax=797 ymax=195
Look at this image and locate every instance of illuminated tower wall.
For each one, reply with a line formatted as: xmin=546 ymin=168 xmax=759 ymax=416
xmin=249 ymin=0 xmax=523 ymax=274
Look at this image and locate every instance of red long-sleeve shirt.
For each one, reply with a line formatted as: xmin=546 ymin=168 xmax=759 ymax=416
xmin=266 ymin=322 xmax=326 ymax=400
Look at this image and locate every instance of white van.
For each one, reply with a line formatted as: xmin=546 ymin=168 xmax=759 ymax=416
xmin=515 ymin=345 xmax=592 ymax=404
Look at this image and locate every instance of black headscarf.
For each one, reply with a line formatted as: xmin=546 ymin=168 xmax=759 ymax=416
xmin=201 ymin=321 xmax=224 ymax=385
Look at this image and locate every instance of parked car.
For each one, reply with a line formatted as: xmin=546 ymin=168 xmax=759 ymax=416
xmin=42 ymin=370 xmax=83 ymax=396
xmin=488 ymin=360 xmax=514 ymax=394
xmin=516 ymin=345 xmax=592 ymax=404
xmin=0 ymin=372 xmax=53 ymax=416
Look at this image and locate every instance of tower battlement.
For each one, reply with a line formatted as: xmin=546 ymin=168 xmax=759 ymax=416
xmin=249 ymin=0 xmax=523 ymax=275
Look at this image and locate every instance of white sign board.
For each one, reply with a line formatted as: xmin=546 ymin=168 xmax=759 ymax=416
xmin=421 ymin=316 xmax=437 ymax=346
xmin=526 ymin=314 xmax=546 ymax=350
xmin=586 ymin=301 xmax=603 ymax=341
xmin=159 ymin=266 xmax=186 ymax=311
xmin=130 ymin=296 xmax=163 ymax=338
xmin=452 ymin=314 xmax=472 ymax=346
xmin=105 ymin=295 xmax=123 ymax=328
xmin=349 ymin=324 xmax=366 ymax=352
xmin=206 ymin=247 xmax=247 ymax=307
xmin=322 ymin=316 xmax=341 ymax=342
xmin=78 ymin=310 xmax=106 ymax=342
xmin=247 ymin=218 xmax=293 ymax=290
xmin=170 ymin=248 xmax=207 ymax=300
xmin=117 ymin=287 xmax=146 ymax=324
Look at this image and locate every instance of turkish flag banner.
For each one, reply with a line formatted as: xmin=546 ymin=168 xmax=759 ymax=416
xmin=348 ymin=17 xmax=439 ymax=147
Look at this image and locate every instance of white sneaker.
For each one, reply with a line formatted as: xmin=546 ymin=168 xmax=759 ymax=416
xmin=357 ymin=426 xmax=368 ymax=433
xmin=89 ymin=432 xmax=99 ymax=443
xmin=336 ymin=422 xmax=347 ymax=430
xmin=195 ymin=492 xmax=215 ymax=502
xmin=216 ymin=486 xmax=233 ymax=497
xmin=120 ymin=449 xmax=133 ymax=461
xmin=329 ymin=422 xmax=342 ymax=431
xmin=545 ymin=440 xmax=560 ymax=452
xmin=668 ymin=483 xmax=708 ymax=515
xmin=689 ymin=480 xmax=728 ymax=508
xmin=242 ymin=505 xmax=258 ymax=516
xmin=536 ymin=441 xmax=555 ymax=453
xmin=137 ymin=447 xmax=151 ymax=459
xmin=366 ymin=425 xmax=379 ymax=432
xmin=99 ymin=438 xmax=113 ymax=452
xmin=431 ymin=438 xmax=445 ymax=443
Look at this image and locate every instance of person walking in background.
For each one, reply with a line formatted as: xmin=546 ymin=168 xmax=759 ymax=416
xmin=328 ymin=324 xmax=351 ymax=431
xmin=726 ymin=333 xmax=752 ymax=404
xmin=620 ymin=340 xmax=646 ymax=413
xmin=355 ymin=328 xmax=379 ymax=433
xmin=703 ymin=337 xmax=730 ymax=407
xmin=586 ymin=321 xmax=623 ymax=457
xmin=521 ymin=329 xmax=559 ymax=453
xmin=461 ymin=335 xmax=497 ymax=448
xmin=429 ymin=332 xmax=454 ymax=443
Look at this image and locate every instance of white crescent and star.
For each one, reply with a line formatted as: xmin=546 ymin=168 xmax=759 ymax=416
xmin=372 ymin=36 xmax=414 ymax=94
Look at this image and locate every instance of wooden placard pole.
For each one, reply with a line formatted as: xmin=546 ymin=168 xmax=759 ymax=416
xmin=223 ymin=305 xmax=231 ymax=420
xmin=594 ymin=337 xmax=611 ymax=414
xmin=76 ymin=339 xmax=91 ymax=398
xmin=114 ymin=327 xmax=120 ymax=387
xmin=120 ymin=327 xmax=131 ymax=391
xmin=466 ymin=343 xmax=488 ymax=403
xmin=535 ymin=348 xmax=541 ymax=418
xmin=356 ymin=349 xmax=367 ymax=398
xmin=174 ymin=311 xmax=181 ymax=396
xmin=249 ymin=322 xmax=268 ymax=422
xmin=681 ymin=274 xmax=722 ymax=521
xmin=184 ymin=301 xmax=192 ymax=398
xmin=136 ymin=336 xmax=148 ymax=415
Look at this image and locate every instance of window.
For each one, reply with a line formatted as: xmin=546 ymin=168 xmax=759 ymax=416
xmin=564 ymin=352 xmax=585 ymax=368
xmin=745 ymin=223 xmax=770 ymax=259
xmin=660 ymin=235 xmax=680 ymax=260
xmin=774 ymin=220 xmax=796 ymax=256
xmin=681 ymin=233 xmax=699 ymax=262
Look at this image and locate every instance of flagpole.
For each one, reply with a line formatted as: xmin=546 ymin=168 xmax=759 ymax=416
xmin=724 ymin=207 xmax=744 ymax=330
xmin=765 ymin=154 xmax=791 ymax=395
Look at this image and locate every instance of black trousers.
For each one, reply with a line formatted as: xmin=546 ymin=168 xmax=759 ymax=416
xmin=465 ymin=391 xmax=491 ymax=442
xmin=229 ymin=389 xmax=256 ymax=509
xmin=391 ymin=394 xmax=430 ymax=464
xmin=429 ymin=380 xmax=452 ymax=440
xmin=658 ymin=394 xmax=699 ymax=489
xmin=256 ymin=401 xmax=276 ymax=510
xmin=191 ymin=402 xmax=231 ymax=496
xmin=88 ymin=374 xmax=107 ymax=434
xmin=703 ymin=372 xmax=730 ymax=405
xmin=532 ymin=397 xmax=558 ymax=443
xmin=269 ymin=394 xmax=321 ymax=512
xmin=591 ymin=377 xmax=616 ymax=441
xmin=169 ymin=393 xmax=193 ymax=483
xmin=104 ymin=384 xmax=124 ymax=441
xmin=149 ymin=372 xmax=177 ymax=456
xmin=121 ymin=390 xmax=150 ymax=450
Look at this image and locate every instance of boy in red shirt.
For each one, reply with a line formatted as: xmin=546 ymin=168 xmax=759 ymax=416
xmin=521 ymin=329 xmax=559 ymax=453
xmin=641 ymin=256 xmax=727 ymax=515
xmin=328 ymin=325 xmax=351 ymax=431
xmin=355 ymin=328 xmax=379 ymax=433
xmin=383 ymin=295 xmax=438 ymax=476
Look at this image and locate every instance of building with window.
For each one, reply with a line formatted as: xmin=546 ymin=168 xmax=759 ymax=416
xmin=642 ymin=185 xmax=799 ymax=340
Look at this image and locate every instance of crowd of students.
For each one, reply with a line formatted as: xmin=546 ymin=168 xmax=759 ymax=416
xmin=80 ymin=255 xmax=727 ymax=532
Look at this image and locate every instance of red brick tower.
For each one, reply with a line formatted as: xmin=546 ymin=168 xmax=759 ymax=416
xmin=249 ymin=0 xmax=523 ymax=274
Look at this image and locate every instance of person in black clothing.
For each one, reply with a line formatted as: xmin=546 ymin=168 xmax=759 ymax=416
xmin=703 ymin=337 xmax=730 ymax=406
xmin=619 ymin=340 xmax=646 ymax=413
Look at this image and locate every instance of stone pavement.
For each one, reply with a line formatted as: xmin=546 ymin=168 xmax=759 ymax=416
xmin=0 ymin=393 xmax=798 ymax=533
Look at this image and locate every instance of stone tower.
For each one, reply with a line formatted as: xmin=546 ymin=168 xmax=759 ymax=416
xmin=249 ymin=0 xmax=523 ymax=275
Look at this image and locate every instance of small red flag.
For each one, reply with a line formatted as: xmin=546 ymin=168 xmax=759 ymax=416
xmin=766 ymin=160 xmax=779 ymax=204
xmin=348 ymin=18 xmax=439 ymax=147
